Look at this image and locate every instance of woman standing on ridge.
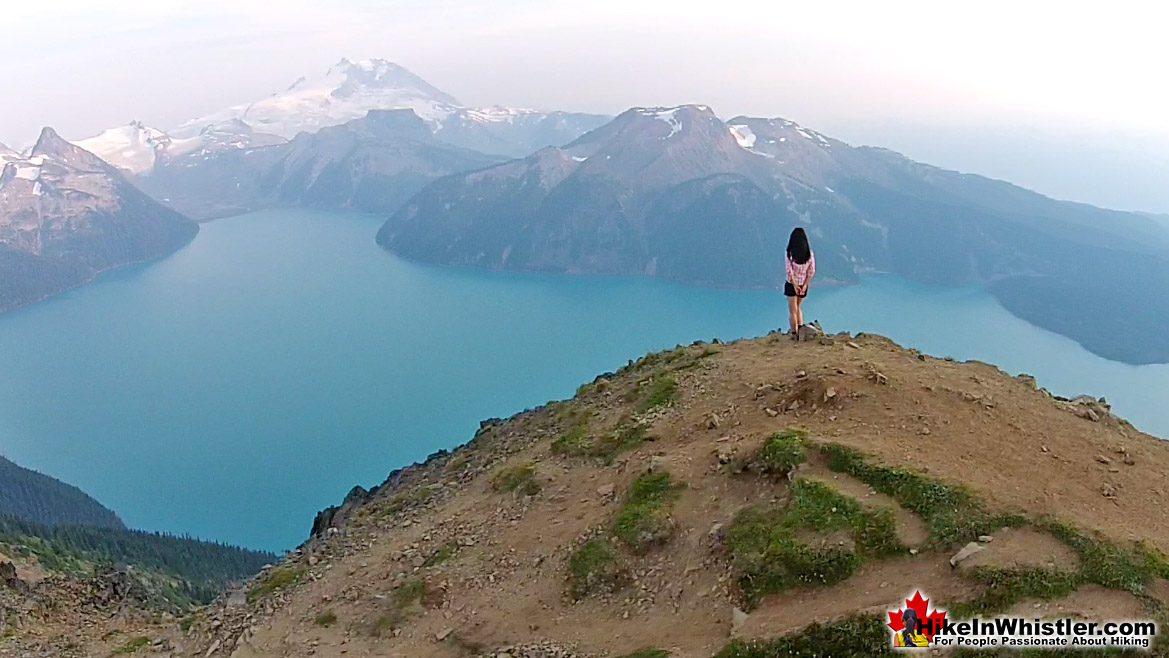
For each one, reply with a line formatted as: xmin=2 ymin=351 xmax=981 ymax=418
xmin=785 ymin=227 xmax=815 ymax=339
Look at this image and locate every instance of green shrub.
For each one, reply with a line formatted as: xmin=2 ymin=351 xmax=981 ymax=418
xmin=492 ymin=463 xmax=540 ymax=496
xmin=612 ymin=471 xmax=686 ymax=552
xmin=619 ymin=649 xmax=670 ymax=658
xmin=568 ymin=538 xmax=627 ymax=599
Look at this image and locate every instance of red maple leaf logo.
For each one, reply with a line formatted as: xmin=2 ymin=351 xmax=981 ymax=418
xmin=888 ymin=590 xmax=947 ymax=641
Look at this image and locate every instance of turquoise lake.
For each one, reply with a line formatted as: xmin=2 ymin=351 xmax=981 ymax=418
xmin=1 ymin=209 xmax=1165 ymax=552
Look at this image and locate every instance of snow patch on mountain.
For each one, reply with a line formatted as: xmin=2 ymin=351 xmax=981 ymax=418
xmin=634 ymin=106 xmax=710 ymax=138
xmin=729 ymin=124 xmax=776 ymax=159
xmin=729 ymin=124 xmax=756 ymax=148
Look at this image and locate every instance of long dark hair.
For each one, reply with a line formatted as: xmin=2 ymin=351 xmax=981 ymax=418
xmin=901 ymin=608 xmax=920 ymax=643
xmin=787 ymin=227 xmax=811 ymax=264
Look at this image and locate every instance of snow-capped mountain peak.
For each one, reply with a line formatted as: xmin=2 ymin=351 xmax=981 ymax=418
xmin=174 ymin=59 xmax=463 ymax=140
xmin=324 ymin=58 xmax=460 ymax=105
xmin=74 ymin=121 xmax=171 ymax=174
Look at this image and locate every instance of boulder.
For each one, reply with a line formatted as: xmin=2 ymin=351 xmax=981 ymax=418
xmin=949 ymin=542 xmax=986 ymax=568
xmin=797 ymin=321 xmax=824 ymax=342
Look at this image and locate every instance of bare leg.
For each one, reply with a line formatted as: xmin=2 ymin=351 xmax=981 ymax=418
xmin=795 ymin=295 xmax=805 ymax=328
xmin=787 ymin=295 xmax=799 ymax=334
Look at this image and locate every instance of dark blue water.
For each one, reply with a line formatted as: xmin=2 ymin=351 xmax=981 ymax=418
xmin=0 ymin=210 xmax=1164 ymax=551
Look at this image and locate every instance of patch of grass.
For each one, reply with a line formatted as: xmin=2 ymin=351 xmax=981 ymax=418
xmin=568 ymin=538 xmax=628 ymax=599
xmin=950 ymin=566 xmax=1080 ymax=617
xmin=726 ymin=479 xmax=901 ymax=607
xmin=178 ymin=615 xmax=196 ymax=633
xmin=820 ymin=444 xmax=1025 ymax=547
xmin=1044 ymin=521 xmax=1169 ymax=594
xmin=551 ymin=412 xmax=592 ymax=456
xmin=743 ymin=430 xmax=807 ymax=478
xmin=596 ymin=422 xmax=649 ymax=459
xmin=445 ymin=454 xmax=470 ymax=473
xmin=553 ymin=418 xmax=647 ymax=463
xmin=247 ymin=565 xmax=307 ymax=603
xmin=635 ymin=375 xmax=678 ymax=413
xmin=619 ymin=649 xmax=670 ymax=658
xmin=674 ymin=346 xmax=721 ymax=371
xmin=314 ymin=609 xmax=338 ymax=627
xmin=612 ymin=471 xmax=686 ymax=552
xmin=393 ymin=578 xmax=426 ymax=607
xmin=113 ymin=637 xmax=151 ymax=655
xmin=379 ymin=487 xmax=433 ymax=517
xmin=492 ymin=463 xmax=540 ymax=496
xmin=819 ymin=446 xmax=1169 ymax=616
xmin=114 ymin=636 xmax=152 ymax=655
xmin=367 ymin=609 xmax=406 ymax=638
xmin=423 ymin=541 xmax=459 ymax=567
xmin=715 ymin=614 xmax=894 ymax=658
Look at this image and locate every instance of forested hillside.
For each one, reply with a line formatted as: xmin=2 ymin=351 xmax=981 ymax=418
xmin=0 ymin=454 xmax=125 ymax=529
xmin=0 ymin=512 xmax=275 ymax=605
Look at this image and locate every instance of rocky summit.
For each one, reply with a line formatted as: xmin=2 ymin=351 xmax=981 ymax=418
xmin=6 ymin=330 xmax=1169 ymax=657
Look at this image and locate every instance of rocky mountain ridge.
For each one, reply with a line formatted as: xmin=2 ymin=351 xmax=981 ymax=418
xmin=379 ymin=104 xmax=1169 ymax=364
xmin=0 ymin=128 xmax=198 ymax=312
xmin=6 ymin=330 xmax=1169 ymax=656
xmin=75 ymin=120 xmax=287 ymax=176
xmin=138 ymin=109 xmax=504 ymax=220
xmin=171 ymin=58 xmax=609 ymax=159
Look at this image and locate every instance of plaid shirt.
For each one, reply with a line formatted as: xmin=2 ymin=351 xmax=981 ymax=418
xmin=786 ymin=251 xmax=816 ymax=288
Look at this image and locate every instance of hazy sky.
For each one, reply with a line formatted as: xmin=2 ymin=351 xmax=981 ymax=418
xmin=3 ymin=0 xmax=1167 ymax=212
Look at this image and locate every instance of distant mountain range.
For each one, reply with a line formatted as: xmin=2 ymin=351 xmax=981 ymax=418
xmin=379 ymin=105 xmax=1169 ymax=365
xmin=138 ymin=109 xmax=505 ymax=220
xmin=73 ymin=58 xmax=609 ymax=180
xmin=12 ymin=59 xmax=1166 ymax=364
xmin=0 ymin=128 xmax=198 ymax=313
xmin=76 ymin=119 xmax=286 ymax=175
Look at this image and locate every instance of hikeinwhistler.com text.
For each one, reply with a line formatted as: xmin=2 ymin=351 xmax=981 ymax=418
xmin=919 ymin=617 xmax=1157 ymax=649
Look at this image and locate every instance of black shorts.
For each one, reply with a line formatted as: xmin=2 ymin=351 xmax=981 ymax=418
xmin=784 ymin=282 xmax=806 ymax=298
